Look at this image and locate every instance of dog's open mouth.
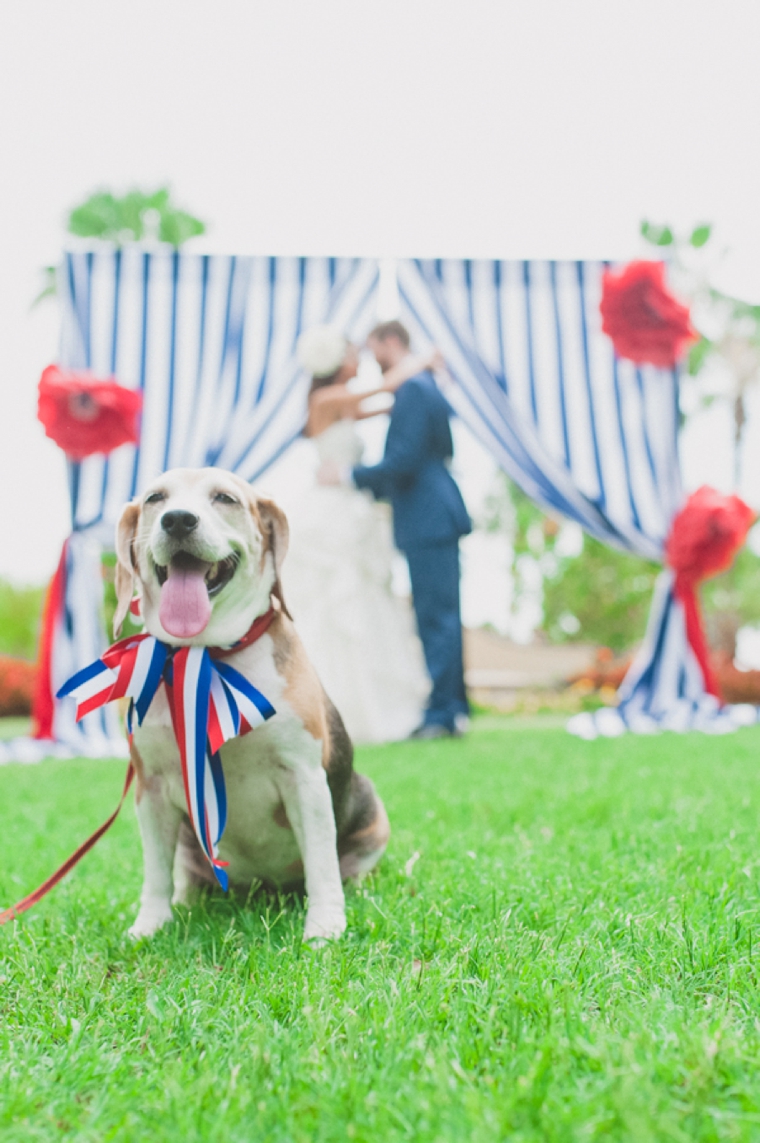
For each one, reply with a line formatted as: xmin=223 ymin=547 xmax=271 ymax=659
xmin=155 ymin=551 xmax=239 ymax=596
xmin=155 ymin=550 xmax=239 ymax=638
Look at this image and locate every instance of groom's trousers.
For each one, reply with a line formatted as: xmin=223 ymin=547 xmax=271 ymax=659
xmin=405 ymin=541 xmax=469 ymax=731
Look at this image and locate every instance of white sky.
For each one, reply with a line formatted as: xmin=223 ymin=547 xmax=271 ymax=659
xmin=2 ymin=0 xmax=760 ymax=622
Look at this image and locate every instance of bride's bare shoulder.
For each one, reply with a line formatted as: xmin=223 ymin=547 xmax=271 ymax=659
xmin=310 ymin=384 xmax=350 ymax=407
xmin=306 ymin=386 xmax=351 ymax=437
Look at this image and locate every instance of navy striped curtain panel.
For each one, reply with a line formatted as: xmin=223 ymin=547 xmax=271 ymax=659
xmin=396 ymin=258 xmax=742 ymax=736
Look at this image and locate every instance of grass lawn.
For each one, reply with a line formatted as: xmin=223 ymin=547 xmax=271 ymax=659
xmin=3 ymin=720 xmax=760 ymax=1141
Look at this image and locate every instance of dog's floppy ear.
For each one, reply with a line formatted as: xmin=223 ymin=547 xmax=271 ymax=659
xmin=114 ymin=500 xmax=141 ymax=638
xmin=254 ymin=495 xmax=292 ymax=619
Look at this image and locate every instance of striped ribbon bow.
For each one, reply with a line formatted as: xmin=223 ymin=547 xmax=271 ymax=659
xmin=57 ymin=633 xmax=275 ymax=889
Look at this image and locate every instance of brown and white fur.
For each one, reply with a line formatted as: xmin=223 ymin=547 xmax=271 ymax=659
xmin=114 ymin=467 xmax=390 ymax=942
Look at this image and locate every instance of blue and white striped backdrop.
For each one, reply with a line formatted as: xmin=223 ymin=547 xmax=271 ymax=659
xmin=2 ymin=248 xmax=740 ymax=764
xmin=398 ymin=258 xmax=681 ymax=560
xmin=60 ymin=248 xmax=380 ymax=537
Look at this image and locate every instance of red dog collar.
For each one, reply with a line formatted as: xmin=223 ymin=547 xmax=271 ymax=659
xmin=210 ymin=606 xmax=278 ymax=659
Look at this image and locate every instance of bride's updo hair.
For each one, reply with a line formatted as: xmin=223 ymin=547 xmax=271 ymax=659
xmin=297 ymin=326 xmax=348 ymax=395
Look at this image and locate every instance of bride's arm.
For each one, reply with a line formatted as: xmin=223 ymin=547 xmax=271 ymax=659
xmin=354 ymin=402 xmax=393 ymax=422
xmin=380 ymin=349 xmax=445 ymax=392
xmin=306 ymin=384 xmax=391 ymax=436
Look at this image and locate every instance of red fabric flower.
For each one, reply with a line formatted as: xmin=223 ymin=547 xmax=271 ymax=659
xmin=37 ymin=365 xmax=142 ymax=460
xmin=666 ymin=486 xmax=755 ymax=585
xmin=600 ymin=260 xmax=697 ymax=368
xmin=665 ymin=486 xmax=755 ymax=701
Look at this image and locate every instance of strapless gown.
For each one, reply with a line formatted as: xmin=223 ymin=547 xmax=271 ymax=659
xmin=282 ymin=420 xmax=429 ymax=743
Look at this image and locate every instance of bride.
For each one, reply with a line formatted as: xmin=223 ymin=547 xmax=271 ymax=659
xmin=282 ymin=325 xmax=432 ymax=744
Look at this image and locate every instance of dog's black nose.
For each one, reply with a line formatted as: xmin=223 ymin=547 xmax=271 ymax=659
xmin=161 ymin=510 xmax=199 ymax=537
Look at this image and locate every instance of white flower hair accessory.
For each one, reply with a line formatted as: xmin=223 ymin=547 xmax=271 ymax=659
xmin=296 ymin=326 xmax=347 ymax=378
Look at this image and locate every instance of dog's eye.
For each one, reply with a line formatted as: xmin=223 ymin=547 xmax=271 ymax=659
xmin=213 ymin=492 xmax=238 ymax=506
xmin=145 ymin=491 xmax=166 ymax=505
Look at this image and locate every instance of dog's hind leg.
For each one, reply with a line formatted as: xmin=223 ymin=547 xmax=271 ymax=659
xmin=337 ymin=773 xmax=391 ymax=881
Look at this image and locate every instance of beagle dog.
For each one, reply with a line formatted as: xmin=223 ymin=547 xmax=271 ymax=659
xmin=114 ymin=467 xmax=390 ymax=942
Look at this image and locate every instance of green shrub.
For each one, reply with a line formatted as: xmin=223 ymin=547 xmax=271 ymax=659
xmin=543 ymin=538 xmax=659 ymax=653
xmin=0 ymin=580 xmax=45 ymax=660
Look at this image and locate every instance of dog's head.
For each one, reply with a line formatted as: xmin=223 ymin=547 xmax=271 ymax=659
xmin=114 ymin=467 xmax=289 ymax=646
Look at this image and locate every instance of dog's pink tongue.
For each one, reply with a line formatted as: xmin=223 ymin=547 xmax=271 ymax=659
xmin=159 ymin=561 xmax=211 ymax=638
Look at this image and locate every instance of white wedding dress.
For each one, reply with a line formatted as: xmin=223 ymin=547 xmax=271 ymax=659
xmin=282 ymin=419 xmax=429 ymax=744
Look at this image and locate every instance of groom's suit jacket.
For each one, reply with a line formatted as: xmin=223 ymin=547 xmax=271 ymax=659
xmin=353 ymin=371 xmax=471 ymax=552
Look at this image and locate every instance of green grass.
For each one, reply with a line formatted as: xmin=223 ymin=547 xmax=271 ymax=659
xmin=4 ymin=721 xmax=760 ymax=1140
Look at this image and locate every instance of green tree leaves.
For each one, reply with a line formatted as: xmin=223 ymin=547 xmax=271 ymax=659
xmin=640 ymin=221 xmax=674 ymax=246
xmin=689 ymin=223 xmax=712 ymax=248
xmin=640 ymin=220 xmax=712 ymax=250
xmin=67 ymin=188 xmax=205 ymax=246
xmin=687 ymin=336 xmax=713 ymax=376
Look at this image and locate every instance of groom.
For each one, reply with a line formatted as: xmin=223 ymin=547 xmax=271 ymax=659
xmin=353 ymin=320 xmax=471 ymax=738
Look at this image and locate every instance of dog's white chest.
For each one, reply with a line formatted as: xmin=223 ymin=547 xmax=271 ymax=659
xmin=133 ymin=645 xmax=307 ymax=886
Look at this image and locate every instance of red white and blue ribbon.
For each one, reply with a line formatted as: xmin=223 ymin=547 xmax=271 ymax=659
xmin=57 ymin=633 xmax=275 ymax=889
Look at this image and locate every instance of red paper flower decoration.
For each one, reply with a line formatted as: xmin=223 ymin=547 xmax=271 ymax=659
xmin=37 ymin=366 xmax=142 ymax=460
xmin=600 ymin=260 xmax=697 ymax=368
xmin=664 ymin=486 xmax=755 ymax=701
xmin=666 ymin=486 xmax=755 ymax=585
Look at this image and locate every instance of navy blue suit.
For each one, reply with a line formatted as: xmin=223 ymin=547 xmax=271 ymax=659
xmin=353 ymin=372 xmax=471 ymax=730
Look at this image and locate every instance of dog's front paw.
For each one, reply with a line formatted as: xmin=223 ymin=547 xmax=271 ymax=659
xmin=303 ymin=906 xmax=347 ymax=944
xmin=129 ymin=901 xmax=173 ymax=939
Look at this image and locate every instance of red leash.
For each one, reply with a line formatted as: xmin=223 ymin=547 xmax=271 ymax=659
xmin=0 ymin=763 xmax=134 ymax=925
xmin=0 ymin=607 xmax=279 ymax=926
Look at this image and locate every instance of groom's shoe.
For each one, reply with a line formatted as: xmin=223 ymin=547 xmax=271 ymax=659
xmin=408 ymin=723 xmax=462 ymax=740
